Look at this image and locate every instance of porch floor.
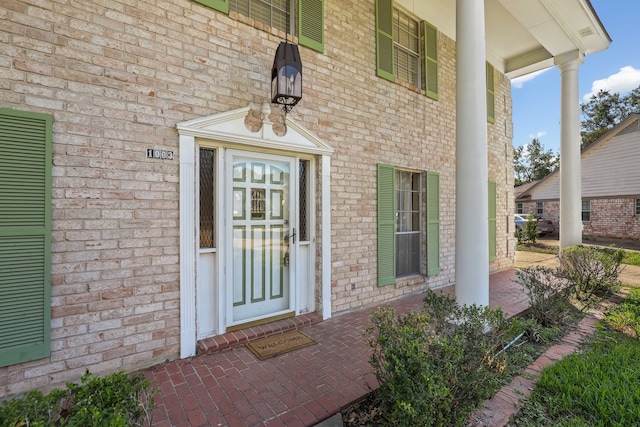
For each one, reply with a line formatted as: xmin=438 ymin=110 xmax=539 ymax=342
xmin=143 ymin=269 xmax=528 ymax=426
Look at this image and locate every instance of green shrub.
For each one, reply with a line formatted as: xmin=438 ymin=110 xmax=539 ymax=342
xmin=557 ymin=245 xmax=624 ymax=310
xmin=516 ymin=213 xmax=539 ymax=244
xmin=0 ymin=371 xmax=156 ymax=427
xmin=367 ymin=292 xmax=509 ymax=427
xmin=515 ymin=266 xmax=572 ymax=327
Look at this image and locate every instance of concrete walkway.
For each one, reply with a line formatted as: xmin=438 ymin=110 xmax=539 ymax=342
xmin=516 ymin=238 xmax=640 ymax=287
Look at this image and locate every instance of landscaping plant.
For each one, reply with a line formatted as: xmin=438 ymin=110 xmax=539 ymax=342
xmin=557 ymin=245 xmax=624 ymax=310
xmin=0 ymin=371 xmax=156 ymax=427
xmin=366 ymin=291 xmax=509 ymax=427
xmin=514 ymin=266 xmax=572 ymax=327
xmin=515 ymin=213 xmax=540 ymax=244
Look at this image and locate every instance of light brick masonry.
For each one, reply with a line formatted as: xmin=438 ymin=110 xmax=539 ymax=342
xmin=0 ymin=0 xmax=514 ymax=397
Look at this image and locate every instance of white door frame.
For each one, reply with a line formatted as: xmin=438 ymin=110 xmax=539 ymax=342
xmin=177 ymin=105 xmax=333 ymax=358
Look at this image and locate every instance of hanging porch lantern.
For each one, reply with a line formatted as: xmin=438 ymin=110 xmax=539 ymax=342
xmin=271 ymin=41 xmax=302 ymax=114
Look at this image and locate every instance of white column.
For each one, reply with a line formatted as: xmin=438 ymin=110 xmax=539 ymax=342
xmin=555 ymin=51 xmax=584 ymax=249
xmin=455 ymin=0 xmax=489 ymax=307
xmin=321 ymin=154 xmax=332 ymax=320
xmin=179 ymin=135 xmax=197 ymax=358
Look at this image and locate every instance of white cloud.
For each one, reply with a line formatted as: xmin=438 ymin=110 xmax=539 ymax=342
xmin=511 ymin=69 xmax=551 ymax=89
xmin=528 ymin=131 xmax=547 ymax=140
xmin=582 ymin=66 xmax=640 ymax=101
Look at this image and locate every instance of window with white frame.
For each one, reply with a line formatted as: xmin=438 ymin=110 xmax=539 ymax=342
xmin=516 ymin=203 xmax=523 ymax=214
xmin=231 ymin=0 xmax=289 ymax=33
xmin=375 ymin=0 xmax=438 ymax=99
xmin=536 ymin=202 xmax=543 ymax=216
xmin=582 ymin=200 xmax=591 ymax=222
xmin=636 ymin=198 xmax=640 ymax=216
xmin=393 ymin=8 xmax=421 ymax=88
xmin=396 ymin=170 xmax=421 ymax=277
xmin=196 ymin=0 xmax=324 ymax=52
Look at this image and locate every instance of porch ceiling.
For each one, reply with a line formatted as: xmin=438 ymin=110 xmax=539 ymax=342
xmin=396 ymin=0 xmax=610 ymax=78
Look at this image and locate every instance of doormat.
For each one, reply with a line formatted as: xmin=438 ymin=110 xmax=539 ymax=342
xmin=246 ymin=330 xmax=317 ymax=360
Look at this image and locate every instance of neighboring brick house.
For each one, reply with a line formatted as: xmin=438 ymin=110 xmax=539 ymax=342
xmin=0 ymin=0 xmax=608 ymax=397
xmin=515 ymin=114 xmax=640 ymax=240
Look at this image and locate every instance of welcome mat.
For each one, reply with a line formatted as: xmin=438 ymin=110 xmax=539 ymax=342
xmin=245 ymin=330 xmax=317 ymax=360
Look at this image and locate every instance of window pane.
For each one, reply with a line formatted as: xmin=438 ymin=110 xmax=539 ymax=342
xmin=636 ymin=198 xmax=640 ymax=216
xmin=396 ymin=233 xmax=420 ymax=277
xmin=393 ymin=8 xmax=420 ymax=87
xmin=395 ymin=170 xmax=421 ymax=276
xmin=582 ymin=200 xmax=590 ymax=222
xmin=299 ymin=159 xmax=309 ymax=241
xmin=230 ymin=0 xmax=289 ymax=32
xmin=199 ymin=148 xmax=215 ymax=248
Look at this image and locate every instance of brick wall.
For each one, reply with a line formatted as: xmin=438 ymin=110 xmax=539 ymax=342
xmin=0 ymin=0 xmax=514 ymax=396
xmin=518 ymin=198 xmax=640 ymax=240
xmin=583 ymin=198 xmax=640 ymax=240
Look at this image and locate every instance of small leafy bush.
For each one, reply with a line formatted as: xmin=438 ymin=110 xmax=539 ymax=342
xmin=515 ymin=266 xmax=572 ymax=327
xmin=0 ymin=371 xmax=156 ymax=427
xmin=367 ymin=291 xmax=509 ymax=427
xmin=557 ymin=245 xmax=624 ymax=310
xmin=516 ymin=213 xmax=539 ymax=244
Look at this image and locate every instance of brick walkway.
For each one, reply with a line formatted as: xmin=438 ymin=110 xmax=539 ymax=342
xmin=142 ymin=270 xmax=528 ymax=426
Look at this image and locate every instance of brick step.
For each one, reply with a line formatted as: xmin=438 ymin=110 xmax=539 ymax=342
xmin=196 ymin=312 xmax=323 ymax=355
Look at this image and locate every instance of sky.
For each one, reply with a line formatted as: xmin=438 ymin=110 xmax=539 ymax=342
xmin=511 ymin=0 xmax=640 ymax=154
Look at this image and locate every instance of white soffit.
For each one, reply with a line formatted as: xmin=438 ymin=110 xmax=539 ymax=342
xmin=395 ymin=0 xmax=610 ymax=78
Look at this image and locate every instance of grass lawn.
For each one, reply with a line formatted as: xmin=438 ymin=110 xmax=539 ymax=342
xmin=517 ymin=241 xmax=640 ymax=267
xmin=508 ymin=288 xmax=640 ymax=426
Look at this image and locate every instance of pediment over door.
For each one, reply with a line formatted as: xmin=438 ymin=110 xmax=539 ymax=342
xmin=177 ymin=104 xmax=334 ymax=156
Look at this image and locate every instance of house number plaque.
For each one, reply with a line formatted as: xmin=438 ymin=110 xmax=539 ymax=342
xmin=146 ymin=148 xmax=174 ymax=160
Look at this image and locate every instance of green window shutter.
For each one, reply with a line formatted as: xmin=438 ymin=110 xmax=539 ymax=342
xmin=375 ymin=0 xmax=394 ymax=82
xmin=488 ymin=180 xmax=497 ymax=262
xmin=423 ymin=21 xmax=438 ymax=100
xmin=426 ymin=172 xmax=440 ymax=276
xmin=192 ymin=0 xmax=229 ymax=13
xmin=0 ymin=109 xmax=52 ymax=367
xmin=377 ymin=164 xmax=395 ymax=286
xmin=299 ymin=0 xmax=324 ymax=53
xmin=486 ymin=62 xmax=495 ymax=123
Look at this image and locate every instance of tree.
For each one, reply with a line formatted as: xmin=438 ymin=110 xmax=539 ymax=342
xmin=514 ymin=138 xmax=558 ymax=186
xmin=580 ymin=85 xmax=640 ymax=147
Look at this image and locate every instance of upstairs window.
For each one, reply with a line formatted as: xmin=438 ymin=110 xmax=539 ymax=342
xmin=195 ymin=0 xmax=324 ymax=52
xmin=231 ymin=0 xmax=289 ymax=34
xmin=376 ymin=0 xmax=438 ymax=99
xmin=393 ymin=9 xmax=420 ymax=88
xmin=486 ymin=62 xmax=495 ymax=123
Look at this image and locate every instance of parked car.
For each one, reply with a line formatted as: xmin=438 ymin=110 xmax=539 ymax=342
xmin=535 ymin=217 xmax=555 ymax=236
xmin=514 ymin=214 xmax=530 ymax=230
xmin=514 ymin=214 xmax=555 ymax=236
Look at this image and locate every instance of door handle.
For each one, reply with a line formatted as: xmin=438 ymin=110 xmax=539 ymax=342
xmin=284 ymin=228 xmax=296 ymax=244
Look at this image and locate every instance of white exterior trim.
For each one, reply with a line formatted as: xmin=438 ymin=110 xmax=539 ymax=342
xmin=177 ymin=104 xmax=333 ymax=357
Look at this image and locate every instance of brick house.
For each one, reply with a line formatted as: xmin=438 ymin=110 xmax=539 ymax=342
xmin=516 ymin=114 xmax=640 ymax=240
xmin=0 ymin=0 xmax=608 ymax=397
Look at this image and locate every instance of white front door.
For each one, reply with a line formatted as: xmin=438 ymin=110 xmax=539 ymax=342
xmin=227 ymin=152 xmax=296 ymax=326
